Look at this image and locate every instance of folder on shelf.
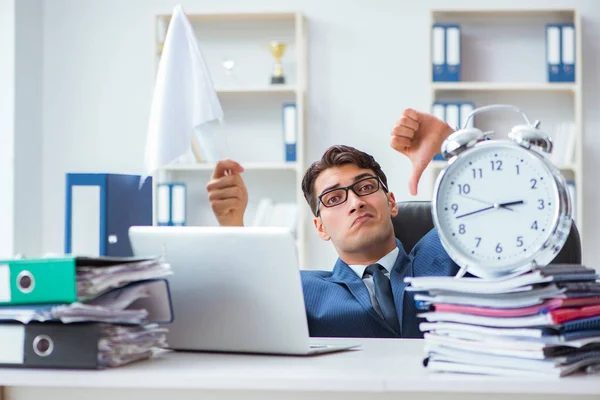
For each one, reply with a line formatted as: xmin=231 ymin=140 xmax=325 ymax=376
xmin=567 ymin=180 xmax=577 ymax=224
xmin=432 ymin=24 xmax=461 ymax=82
xmin=65 ymin=173 xmax=153 ymax=257
xmin=561 ymin=24 xmax=575 ymax=82
xmin=459 ymin=102 xmax=475 ymax=129
xmin=282 ymin=103 xmax=297 ymax=162
xmin=546 ymin=23 xmax=575 ymax=82
xmin=156 ymin=182 xmax=187 ymax=226
xmin=445 ymin=25 xmax=461 ymax=82
xmin=0 ymin=321 xmax=168 ymax=369
xmin=431 ymin=24 xmax=446 ymax=81
xmin=0 ymin=255 xmax=171 ymax=305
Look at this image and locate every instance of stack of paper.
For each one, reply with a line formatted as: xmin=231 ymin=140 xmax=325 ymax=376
xmin=406 ymin=264 xmax=600 ymax=377
xmin=0 ymin=255 xmax=173 ymax=369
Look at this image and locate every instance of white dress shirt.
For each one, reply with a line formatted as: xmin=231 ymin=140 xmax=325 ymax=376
xmin=348 ymin=247 xmax=399 ymax=318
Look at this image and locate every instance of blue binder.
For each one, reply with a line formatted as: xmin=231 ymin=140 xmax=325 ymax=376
xmin=282 ymin=103 xmax=297 ymax=162
xmin=432 ymin=24 xmax=461 ymax=82
xmin=65 ymin=174 xmax=153 ymax=257
xmin=546 ymin=23 xmax=575 ymax=82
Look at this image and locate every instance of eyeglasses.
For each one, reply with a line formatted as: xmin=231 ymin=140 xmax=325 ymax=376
xmin=316 ymin=176 xmax=388 ymax=216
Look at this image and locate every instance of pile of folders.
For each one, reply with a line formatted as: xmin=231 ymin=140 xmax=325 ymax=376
xmin=406 ymin=264 xmax=600 ymax=377
xmin=0 ymin=255 xmax=173 ymax=369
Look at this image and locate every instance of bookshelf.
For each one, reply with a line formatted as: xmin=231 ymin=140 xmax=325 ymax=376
xmin=427 ymin=7 xmax=583 ymax=239
xmin=153 ymin=12 xmax=309 ymax=268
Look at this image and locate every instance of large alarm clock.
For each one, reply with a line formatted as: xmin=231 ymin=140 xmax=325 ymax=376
xmin=431 ymin=105 xmax=573 ymax=279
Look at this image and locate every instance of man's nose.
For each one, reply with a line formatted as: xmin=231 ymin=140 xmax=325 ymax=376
xmin=347 ymin=190 xmax=366 ymax=213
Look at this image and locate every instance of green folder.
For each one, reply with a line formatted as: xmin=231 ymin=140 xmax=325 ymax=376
xmin=0 ymin=257 xmax=77 ymax=305
xmin=0 ymin=255 xmax=162 ymax=306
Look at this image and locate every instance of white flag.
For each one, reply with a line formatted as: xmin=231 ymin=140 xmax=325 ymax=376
xmin=144 ymin=4 xmax=223 ymax=176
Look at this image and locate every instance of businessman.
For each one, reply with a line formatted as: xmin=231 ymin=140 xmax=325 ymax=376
xmin=206 ymin=108 xmax=458 ymax=338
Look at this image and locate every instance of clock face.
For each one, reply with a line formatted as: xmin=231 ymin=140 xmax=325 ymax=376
xmin=434 ymin=142 xmax=560 ymax=273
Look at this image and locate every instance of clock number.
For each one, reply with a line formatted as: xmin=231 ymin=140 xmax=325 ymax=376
xmin=459 ymin=224 xmax=466 ymax=234
xmin=531 ymin=179 xmax=537 ymax=189
xmin=475 ymin=237 xmax=482 ymax=248
xmin=495 ymin=243 xmax=503 ymax=253
xmin=531 ymin=221 xmax=538 ymax=230
xmin=472 ymin=168 xmax=483 ymax=179
xmin=458 ymin=184 xmax=471 ymax=195
xmin=491 ymin=160 xmax=503 ymax=171
xmin=537 ymin=199 xmax=545 ymax=210
xmin=515 ymin=165 xmax=520 ymax=175
xmin=516 ymin=236 xmax=524 ymax=247
xmin=451 ymin=204 xmax=459 ymax=214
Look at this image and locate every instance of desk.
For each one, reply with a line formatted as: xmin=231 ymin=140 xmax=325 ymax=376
xmin=1 ymin=339 xmax=599 ymax=400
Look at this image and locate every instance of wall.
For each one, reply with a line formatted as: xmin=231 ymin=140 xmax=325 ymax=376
xmin=39 ymin=0 xmax=600 ymax=268
xmin=14 ymin=0 xmax=43 ymax=257
xmin=0 ymin=0 xmax=15 ymax=258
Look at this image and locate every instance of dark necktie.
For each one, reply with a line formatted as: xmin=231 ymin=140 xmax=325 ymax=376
xmin=363 ymin=263 xmax=401 ymax=336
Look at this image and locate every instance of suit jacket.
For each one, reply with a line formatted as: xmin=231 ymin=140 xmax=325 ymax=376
xmin=300 ymin=228 xmax=459 ymax=338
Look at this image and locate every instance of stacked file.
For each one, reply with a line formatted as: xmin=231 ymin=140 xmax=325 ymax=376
xmin=0 ymin=255 xmax=173 ymax=369
xmin=405 ymin=264 xmax=600 ymax=377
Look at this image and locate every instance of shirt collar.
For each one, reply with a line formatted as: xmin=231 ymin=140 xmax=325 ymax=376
xmin=348 ymin=246 xmax=400 ymax=279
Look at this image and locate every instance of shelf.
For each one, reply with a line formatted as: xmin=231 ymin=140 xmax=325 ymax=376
xmin=215 ymin=85 xmax=299 ymax=94
xmin=432 ymin=82 xmax=577 ymax=93
xmin=157 ymin=12 xmax=298 ymax=23
xmin=432 ymin=8 xmax=576 ymax=19
xmin=161 ymin=162 xmax=299 ymax=172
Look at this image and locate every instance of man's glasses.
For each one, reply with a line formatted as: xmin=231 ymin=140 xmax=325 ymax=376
xmin=316 ymin=176 xmax=388 ymax=216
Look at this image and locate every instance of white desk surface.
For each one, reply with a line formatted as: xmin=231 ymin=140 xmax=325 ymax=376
xmin=1 ymin=338 xmax=599 ymax=396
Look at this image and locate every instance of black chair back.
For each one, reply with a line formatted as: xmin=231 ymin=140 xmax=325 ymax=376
xmin=392 ymin=201 xmax=581 ymax=264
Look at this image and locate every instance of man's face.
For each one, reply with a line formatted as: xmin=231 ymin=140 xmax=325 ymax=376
xmin=313 ymin=164 xmax=398 ymax=255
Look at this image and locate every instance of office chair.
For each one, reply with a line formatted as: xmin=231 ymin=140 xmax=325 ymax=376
xmin=392 ymin=201 xmax=582 ymax=264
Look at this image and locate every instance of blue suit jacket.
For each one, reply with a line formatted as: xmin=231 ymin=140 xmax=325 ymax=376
xmin=300 ymin=228 xmax=459 ymax=338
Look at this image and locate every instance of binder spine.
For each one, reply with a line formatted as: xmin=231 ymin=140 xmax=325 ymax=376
xmin=546 ymin=23 xmax=575 ymax=83
xmin=431 ymin=24 xmax=446 ymax=81
xmin=282 ymin=103 xmax=297 ymax=162
xmin=0 ymin=258 xmax=77 ymax=305
xmin=157 ymin=183 xmax=187 ymax=226
xmin=0 ymin=322 xmax=100 ymax=369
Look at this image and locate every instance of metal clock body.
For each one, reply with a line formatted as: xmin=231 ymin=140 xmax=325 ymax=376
xmin=431 ymin=105 xmax=573 ymax=279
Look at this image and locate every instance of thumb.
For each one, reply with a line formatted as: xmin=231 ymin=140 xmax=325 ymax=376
xmin=408 ymin=160 xmax=428 ymax=196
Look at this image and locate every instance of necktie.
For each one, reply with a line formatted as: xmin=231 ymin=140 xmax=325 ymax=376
xmin=363 ymin=263 xmax=401 ymax=336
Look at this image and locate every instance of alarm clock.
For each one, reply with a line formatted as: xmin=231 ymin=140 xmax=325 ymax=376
xmin=431 ymin=105 xmax=573 ymax=279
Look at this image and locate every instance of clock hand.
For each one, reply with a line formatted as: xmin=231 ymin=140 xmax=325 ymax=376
xmin=460 ymin=194 xmax=515 ymax=211
xmin=456 ymin=205 xmax=495 ymax=219
xmin=498 ymin=200 xmax=524 ymax=208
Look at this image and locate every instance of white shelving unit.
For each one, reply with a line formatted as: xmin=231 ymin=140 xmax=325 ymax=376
xmin=427 ymin=7 xmax=583 ymax=239
xmin=153 ymin=12 xmax=309 ymax=268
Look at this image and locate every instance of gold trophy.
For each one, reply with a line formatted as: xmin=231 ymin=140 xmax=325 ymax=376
xmin=270 ymin=41 xmax=287 ymax=84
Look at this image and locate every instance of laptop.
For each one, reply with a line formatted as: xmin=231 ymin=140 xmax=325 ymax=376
xmin=128 ymin=226 xmax=360 ymax=355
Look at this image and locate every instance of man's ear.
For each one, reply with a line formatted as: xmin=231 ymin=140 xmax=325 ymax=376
xmin=388 ymin=192 xmax=399 ymax=218
xmin=313 ymin=216 xmax=331 ymax=241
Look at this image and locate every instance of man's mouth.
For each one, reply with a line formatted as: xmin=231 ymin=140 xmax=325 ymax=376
xmin=352 ymin=214 xmax=373 ymax=227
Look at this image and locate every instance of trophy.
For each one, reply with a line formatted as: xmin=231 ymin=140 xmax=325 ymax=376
xmin=269 ymin=41 xmax=287 ymax=84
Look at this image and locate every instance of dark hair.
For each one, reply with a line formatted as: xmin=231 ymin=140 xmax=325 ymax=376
xmin=301 ymin=145 xmax=389 ymax=216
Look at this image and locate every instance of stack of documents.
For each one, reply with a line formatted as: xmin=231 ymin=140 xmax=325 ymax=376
xmin=0 ymin=256 xmax=173 ymax=368
xmin=405 ymin=264 xmax=600 ymax=377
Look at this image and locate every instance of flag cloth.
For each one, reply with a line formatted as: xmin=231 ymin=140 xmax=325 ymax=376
xmin=144 ymin=4 xmax=223 ymax=176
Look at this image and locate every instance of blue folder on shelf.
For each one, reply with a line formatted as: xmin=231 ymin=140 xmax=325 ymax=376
xmin=156 ymin=182 xmax=187 ymax=226
xmin=432 ymin=24 xmax=461 ymax=82
xmin=546 ymin=23 xmax=575 ymax=82
xmin=282 ymin=103 xmax=297 ymax=162
xmin=65 ymin=173 xmax=153 ymax=257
